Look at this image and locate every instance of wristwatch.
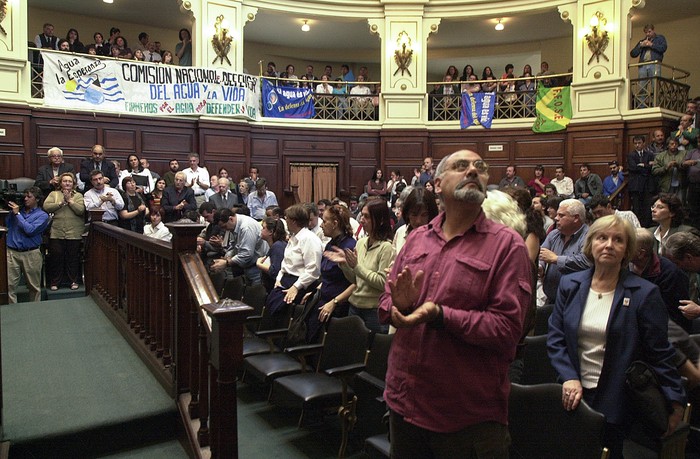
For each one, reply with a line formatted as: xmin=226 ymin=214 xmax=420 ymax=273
xmin=333 ymin=297 xmax=339 ymax=305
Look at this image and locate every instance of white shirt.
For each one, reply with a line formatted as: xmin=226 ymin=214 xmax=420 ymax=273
xmin=551 ymin=176 xmax=574 ymax=197
xmin=144 ymin=222 xmax=172 ymax=241
xmin=182 ymin=166 xmax=210 ymax=196
xmin=277 ymin=227 xmax=322 ymax=290
xmin=578 ymin=289 xmax=615 ymax=389
xmin=84 ymin=185 xmax=125 ymax=221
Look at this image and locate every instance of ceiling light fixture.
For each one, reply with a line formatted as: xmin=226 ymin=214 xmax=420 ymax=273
xmin=495 ymin=19 xmax=504 ymax=31
xmin=103 ymin=0 xmax=114 ymax=3
xmin=301 ymin=20 xmax=310 ymax=32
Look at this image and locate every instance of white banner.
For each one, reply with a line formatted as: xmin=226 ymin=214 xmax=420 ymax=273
xmin=41 ymin=51 xmax=260 ymax=120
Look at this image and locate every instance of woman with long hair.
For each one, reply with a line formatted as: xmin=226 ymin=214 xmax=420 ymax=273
xmin=367 ymin=168 xmax=388 ymax=200
xmin=325 ymin=197 xmax=395 ymax=333
xmin=161 ymin=50 xmax=174 ymax=65
xmin=43 ymin=172 xmax=85 ymax=290
xmin=148 ymin=177 xmax=166 ymax=215
xmin=460 ymin=64 xmax=474 ymax=82
xmin=124 ymin=154 xmax=155 ymax=193
xmin=65 ymin=28 xmax=85 ymax=53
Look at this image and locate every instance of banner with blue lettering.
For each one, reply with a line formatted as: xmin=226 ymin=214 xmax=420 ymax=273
xmin=460 ymin=92 xmax=496 ymax=129
xmin=41 ymin=51 xmax=260 ymax=119
xmin=262 ymin=79 xmax=315 ymax=118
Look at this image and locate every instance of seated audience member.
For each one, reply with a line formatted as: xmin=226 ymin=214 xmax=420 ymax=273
xmin=85 ymin=44 xmax=97 ymax=55
xmin=589 ymin=195 xmax=640 ymax=228
xmin=210 ymin=208 xmax=268 ymax=286
xmin=574 ymin=163 xmax=603 ymax=205
xmin=306 ymin=204 xmax=358 ymax=343
xmin=140 ymin=158 xmax=160 ymax=180
xmin=305 ymin=202 xmax=328 ymax=245
xmin=504 ymin=187 xmax=546 ymax=264
xmin=264 ymin=204 xmax=323 ymax=323
xmin=498 ymin=165 xmax=526 ymax=189
xmin=35 ymin=147 xmax=76 ymax=197
xmin=84 ymin=170 xmax=124 ymax=225
xmin=265 ymin=205 xmax=288 ymax=235
xmin=43 ymin=172 xmax=84 ymax=291
xmin=204 ymin=175 xmax=219 ymax=202
xmin=663 ymin=231 xmax=700 ymax=321
xmin=209 ymin=177 xmax=238 ymax=209
xmin=527 ymin=165 xmax=550 ymax=196
xmin=481 ymin=66 xmax=498 ymax=92
xmin=144 ymin=208 xmax=172 ymax=242
xmin=247 ymin=178 xmax=278 ymax=220
xmin=630 ymin=228 xmax=691 ymax=332
xmin=551 ymin=165 xmax=575 ymax=198
xmin=648 ymin=193 xmax=693 ymax=254
xmin=216 ymin=167 xmax=238 ymax=193
xmin=325 ymin=197 xmax=395 ymax=333
xmin=349 ymin=75 xmax=373 ymax=112
xmin=57 ymin=39 xmax=70 ymax=52
xmin=119 ymin=176 xmax=149 ymax=234
xmin=257 ymin=216 xmax=288 ymax=293
xmin=161 ymin=50 xmax=174 ymax=65
xmin=238 ymin=179 xmax=250 ymax=205
xmin=543 ymin=183 xmax=558 ymax=198
xmin=196 ymin=202 xmax=224 ymax=270
xmin=161 ymin=171 xmax=197 ymax=223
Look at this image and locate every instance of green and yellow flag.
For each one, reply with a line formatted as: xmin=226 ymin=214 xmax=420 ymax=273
xmin=532 ymin=85 xmax=572 ymax=133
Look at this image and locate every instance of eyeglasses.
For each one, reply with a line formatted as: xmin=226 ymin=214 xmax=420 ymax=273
xmin=448 ymin=159 xmax=489 ymax=174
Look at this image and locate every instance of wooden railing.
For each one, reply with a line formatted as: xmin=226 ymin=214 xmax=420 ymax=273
xmin=85 ymin=209 xmax=251 ymax=458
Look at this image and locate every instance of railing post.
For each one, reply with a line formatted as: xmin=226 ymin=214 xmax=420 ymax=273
xmin=201 ymin=300 xmax=253 ymax=459
xmin=167 ymin=223 xmax=205 ymax=395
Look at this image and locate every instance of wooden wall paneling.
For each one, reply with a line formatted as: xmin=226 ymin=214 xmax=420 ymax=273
xmin=0 ymin=154 xmax=25 ymax=180
xmin=0 ymin=112 xmax=30 ymax=178
xmin=513 ymin=138 xmax=566 ymax=163
xmin=141 ymin=131 xmax=195 ymax=158
xmin=104 ymin=129 xmax=137 ymax=157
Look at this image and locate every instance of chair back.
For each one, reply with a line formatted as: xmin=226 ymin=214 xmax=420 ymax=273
xmin=509 ymin=383 xmax=607 ymax=459
xmin=534 ymin=304 xmax=554 ymax=335
xmin=520 ymin=334 xmax=559 ymax=385
xmin=318 ymin=316 xmax=371 ymax=372
xmin=365 ymin=333 xmax=393 ymax=382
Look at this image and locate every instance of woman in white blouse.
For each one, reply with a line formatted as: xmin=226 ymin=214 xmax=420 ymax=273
xmin=315 ymin=74 xmax=333 ymax=94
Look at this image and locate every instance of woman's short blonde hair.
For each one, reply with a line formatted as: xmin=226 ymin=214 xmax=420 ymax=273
xmin=482 ymin=189 xmax=526 ymax=238
xmin=58 ymin=172 xmax=76 ymax=188
xmin=583 ymin=215 xmax=637 ymax=267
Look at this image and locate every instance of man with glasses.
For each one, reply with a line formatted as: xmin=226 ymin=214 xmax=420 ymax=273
xmin=379 ymin=150 xmax=532 ymax=458
xmin=80 ymin=144 xmax=118 ymax=192
xmin=35 ymin=147 xmax=75 ymax=197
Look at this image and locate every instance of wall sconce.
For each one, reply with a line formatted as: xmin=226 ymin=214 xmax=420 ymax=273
xmin=585 ymin=11 xmax=609 ymax=64
xmin=0 ymin=0 xmax=7 ymax=35
xmin=393 ymin=31 xmax=413 ymax=77
xmin=211 ymin=14 xmax=233 ymax=65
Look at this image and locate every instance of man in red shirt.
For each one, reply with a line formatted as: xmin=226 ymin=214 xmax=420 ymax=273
xmin=379 ymin=149 xmax=532 ymax=457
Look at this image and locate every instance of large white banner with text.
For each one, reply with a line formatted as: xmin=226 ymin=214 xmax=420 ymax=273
xmin=42 ymin=51 xmax=260 ymax=120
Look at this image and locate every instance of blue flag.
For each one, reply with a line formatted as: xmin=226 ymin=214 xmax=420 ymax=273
xmin=460 ymin=92 xmax=496 ymax=129
xmin=262 ymin=79 xmax=315 ymax=118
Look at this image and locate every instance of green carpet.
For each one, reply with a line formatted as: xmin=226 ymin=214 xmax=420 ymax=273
xmin=1 ymin=298 xmax=178 ymax=455
xmin=96 ymin=440 xmax=188 ymax=458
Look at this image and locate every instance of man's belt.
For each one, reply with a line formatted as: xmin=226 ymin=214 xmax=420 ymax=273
xmin=8 ymin=246 xmax=40 ymax=252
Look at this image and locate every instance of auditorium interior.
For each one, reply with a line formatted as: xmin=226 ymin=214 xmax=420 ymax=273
xmin=0 ymin=0 xmax=698 ymax=457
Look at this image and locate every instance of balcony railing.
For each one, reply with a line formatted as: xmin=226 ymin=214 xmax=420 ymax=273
xmin=628 ymin=61 xmax=690 ymax=111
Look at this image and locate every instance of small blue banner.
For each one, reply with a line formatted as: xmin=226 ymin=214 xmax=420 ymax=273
xmin=460 ymin=92 xmax=496 ymax=129
xmin=262 ymin=79 xmax=315 ymax=118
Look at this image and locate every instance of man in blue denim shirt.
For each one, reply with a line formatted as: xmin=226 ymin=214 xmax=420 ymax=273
xmin=6 ymin=186 xmax=50 ymax=303
xmin=630 ymin=24 xmax=667 ymax=108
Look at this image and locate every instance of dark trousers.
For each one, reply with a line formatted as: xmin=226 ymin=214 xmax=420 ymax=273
xmin=389 ymin=410 xmax=510 ymax=459
xmin=630 ymin=191 xmax=653 ymax=227
xmin=48 ymin=238 xmax=82 ymax=286
xmin=583 ymin=388 xmax=626 ymax=459
xmin=687 ymin=182 xmax=700 ymax=229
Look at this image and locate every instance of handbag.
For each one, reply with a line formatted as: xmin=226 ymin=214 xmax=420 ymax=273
xmin=285 ymin=290 xmax=322 ymax=347
xmin=625 ymin=360 xmax=670 ymax=436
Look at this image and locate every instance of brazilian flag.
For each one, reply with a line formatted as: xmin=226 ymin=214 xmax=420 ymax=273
xmin=532 ymin=85 xmax=572 ymax=133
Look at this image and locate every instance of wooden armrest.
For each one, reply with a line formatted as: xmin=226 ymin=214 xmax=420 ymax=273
xmin=355 ymin=371 xmax=385 ymax=392
xmin=325 ymin=363 xmax=366 ymax=379
xmin=285 ymin=343 xmax=324 ymax=358
xmin=255 ymin=328 xmax=289 ymax=339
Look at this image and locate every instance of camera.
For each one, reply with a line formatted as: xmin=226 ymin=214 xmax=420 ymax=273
xmin=0 ymin=180 xmax=25 ymax=210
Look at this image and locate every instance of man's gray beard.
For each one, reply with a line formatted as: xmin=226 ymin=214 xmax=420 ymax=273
xmin=454 ymin=187 xmax=486 ymax=204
